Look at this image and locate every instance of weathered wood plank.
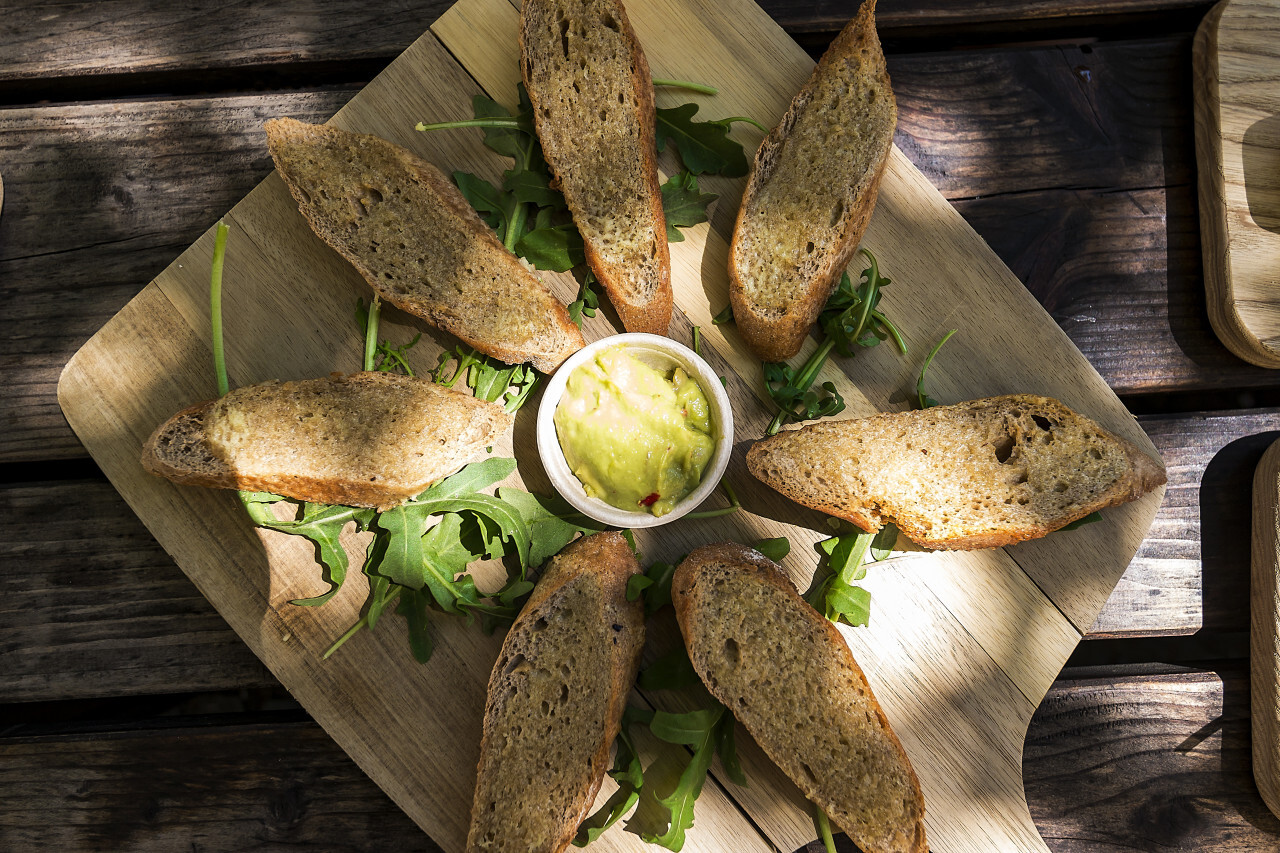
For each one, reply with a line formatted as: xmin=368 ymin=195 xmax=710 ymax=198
xmin=2 ymin=668 xmax=1275 ymax=853
xmin=1089 ymin=408 xmax=1280 ymax=636
xmin=3 ymin=408 xmax=1274 ymax=705
xmin=0 ymin=478 xmax=274 ymax=703
xmin=1025 ymin=669 xmax=1280 ymax=850
xmin=0 ymin=718 xmax=442 ymax=852
xmin=0 ymin=1 xmax=1213 ymax=85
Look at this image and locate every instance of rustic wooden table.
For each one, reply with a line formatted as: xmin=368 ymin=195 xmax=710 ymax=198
xmin=3 ymin=0 xmax=1279 ymax=850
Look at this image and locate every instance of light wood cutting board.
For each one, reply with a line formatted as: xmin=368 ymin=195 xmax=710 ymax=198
xmin=57 ymin=0 xmax=1166 ymax=850
xmin=1253 ymin=438 xmax=1280 ymax=820
xmin=1195 ymin=0 xmax=1280 ymax=368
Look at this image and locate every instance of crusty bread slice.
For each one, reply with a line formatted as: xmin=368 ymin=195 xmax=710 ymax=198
xmin=672 ymin=542 xmax=927 ymax=853
xmin=747 ymin=394 xmax=1167 ymax=550
xmin=264 ymin=117 xmax=584 ymax=373
xmin=141 ymin=371 xmax=511 ymax=510
xmin=466 ymin=531 xmax=644 ymax=853
xmin=728 ymin=0 xmax=896 ymax=362
xmin=520 ymin=0 xmax=672 ymax=336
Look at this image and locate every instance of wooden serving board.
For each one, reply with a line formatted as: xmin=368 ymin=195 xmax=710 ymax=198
xmin=1253 ymin=437 xmax=1280 ymax=820
xmin=1194 ymin=0 xmax=1280 ymax=368
xmin=57 ymin=0 xmax=1165 ymax=850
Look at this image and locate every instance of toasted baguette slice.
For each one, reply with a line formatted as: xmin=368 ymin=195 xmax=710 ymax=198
xmin=264 ymin=117 xmax=584 ymax=373
xmin=673 ymin=542 xmax=926 ymax=853
xmin=141 ymin=371 xmax=510 ymax=510
xmin=728 ymin=0 xmax=896 ymax=362
xmin=466 ymin=531 xmax=644 ymax=853
xmin=747 ymin=394 xmax=1167 ymax=550
xmin=520 ymin=0 xmax=672 ymax=336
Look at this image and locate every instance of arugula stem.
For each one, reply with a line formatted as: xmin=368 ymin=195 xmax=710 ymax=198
xmin=652 ymin=78 xmax=718 ymax=95
xmin=766 ymin=337 xmax=836 ymax=436
xmin=814 ymin=805 xmax=837 ymax=853
xmin=792 ymin=337 xmax=837 ymax=394
xmin=415 ymin=117 xmax=522 ymax=132
xmin=322 ymin=608 xmax=378 ymax=659
xmin=504 ymin=197 xmax=529 ymax=254
xmin=715 ymin=115 xmax=770 ymax=133
xmin=686 ymin=479 xmax=747 ymax=517
xmin=209 ymin=221 xmax=231 ymax=397
xmin=363 ymin=295 xmax=381 ymax=372
xmin=873 ymin=310 xmax=910 ymax=354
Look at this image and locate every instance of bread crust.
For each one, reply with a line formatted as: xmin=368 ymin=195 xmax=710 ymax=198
xmin=728 ymin=0 xmax=896 ymax=362
xmin=466 ymin=531 xmax=644 ymax=853
xmin=141 ymin=372 xmax=511 ymax=510
xmin=672 ymin=542 xmax=927 ymax=853
xmin=747 ymin=394 xmax=1168 ymax=550
xmin=265 ymin=117 xmax=585 ymax=373
xmin=520 ymin=0 xmax=672 ymax=336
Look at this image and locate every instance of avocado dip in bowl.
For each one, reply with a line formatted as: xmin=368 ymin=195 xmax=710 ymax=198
xmin=535 ymin=333 xmax=734 ymax=528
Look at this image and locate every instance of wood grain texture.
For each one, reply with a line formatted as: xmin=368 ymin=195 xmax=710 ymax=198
xmin=1025 ymin=670 xmax=1280 ymax=850
xmin=0 ymin=1 xmax=1212 ymax=84
xmin=3 ymin=671 xmax=1278 ymax=853
xmin=51 ymin=0 xmax=1169 ymax=850
xmin=1194 ymin=0 xmax=1280 ymax=368
xmin=8 ymin=33 xmax=1278 ymax=465
xmin=0 ymin=718 xmax=444 ymax=853
xmin=0 ymin=92 xmax=355 ymax=463
xmin=1252 ymin=437 xmax=1280 ymax=818
xmin=5 ymin=409 xmax=1273 ymax=707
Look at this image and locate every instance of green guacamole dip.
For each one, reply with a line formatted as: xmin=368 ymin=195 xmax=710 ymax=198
xmin=554 ymin=347 xmax=716 ymax=517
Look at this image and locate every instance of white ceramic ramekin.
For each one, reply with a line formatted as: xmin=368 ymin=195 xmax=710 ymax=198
xmin=535 ymin=333 xmax=735 ymax=529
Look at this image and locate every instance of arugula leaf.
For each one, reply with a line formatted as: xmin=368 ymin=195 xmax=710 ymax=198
xmin=395 ymin=587 xmax=436 ymax=664
xmin=453 ymin=171 xmax=508 ymax=235
xmin=642 ymin=704 xmax=742 ymax=850
xmin=627 ymin=560 xmax=677 ymax=615
xmin=515 ymin=223 xmax=586 ymax=271
xmin=820 ymin=250 xmax=908 ymax=358
xmin=503 ymin=163 xmax=564 ymax=210
xmin=638 ymin=646 xmax=702 ymax=692
xmin=496 ymin=486 xmax=602 ymax=566
xmin=248 ymin=459 xmax=558 ymax=665
xmin=752 ymin=537 xmax=791 ymax=563
xmin=1059 ymin=511 xmax=1103 ymax=531
xmin=574 ymin=710 xmax=646 ymax=846
xmin=432 ymin=345 xmax=541 ymax=413
xmin=715 ymin=713 xmax=747 ymax=787
xmin=431 ymin=89 xmax=548 ymax=254
xmin=655 ymin=104 xmax=750 ymax=177
xmin=241 ymin=498 xmax=375 ymax=606
xmin=567 ymin=270 xmax=602 ymax=327
xmin=418 ymin=455 xmax=516 ymax=499
xmin=763 ymin=249 xmax=906 ymax=436
xmin=805 ymin=519 xmax=895 ymax=628
xmin=660 ymin=172 xmax=717 ymax=242
xmin=763 ymin=361 xmax=846 ymax=432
